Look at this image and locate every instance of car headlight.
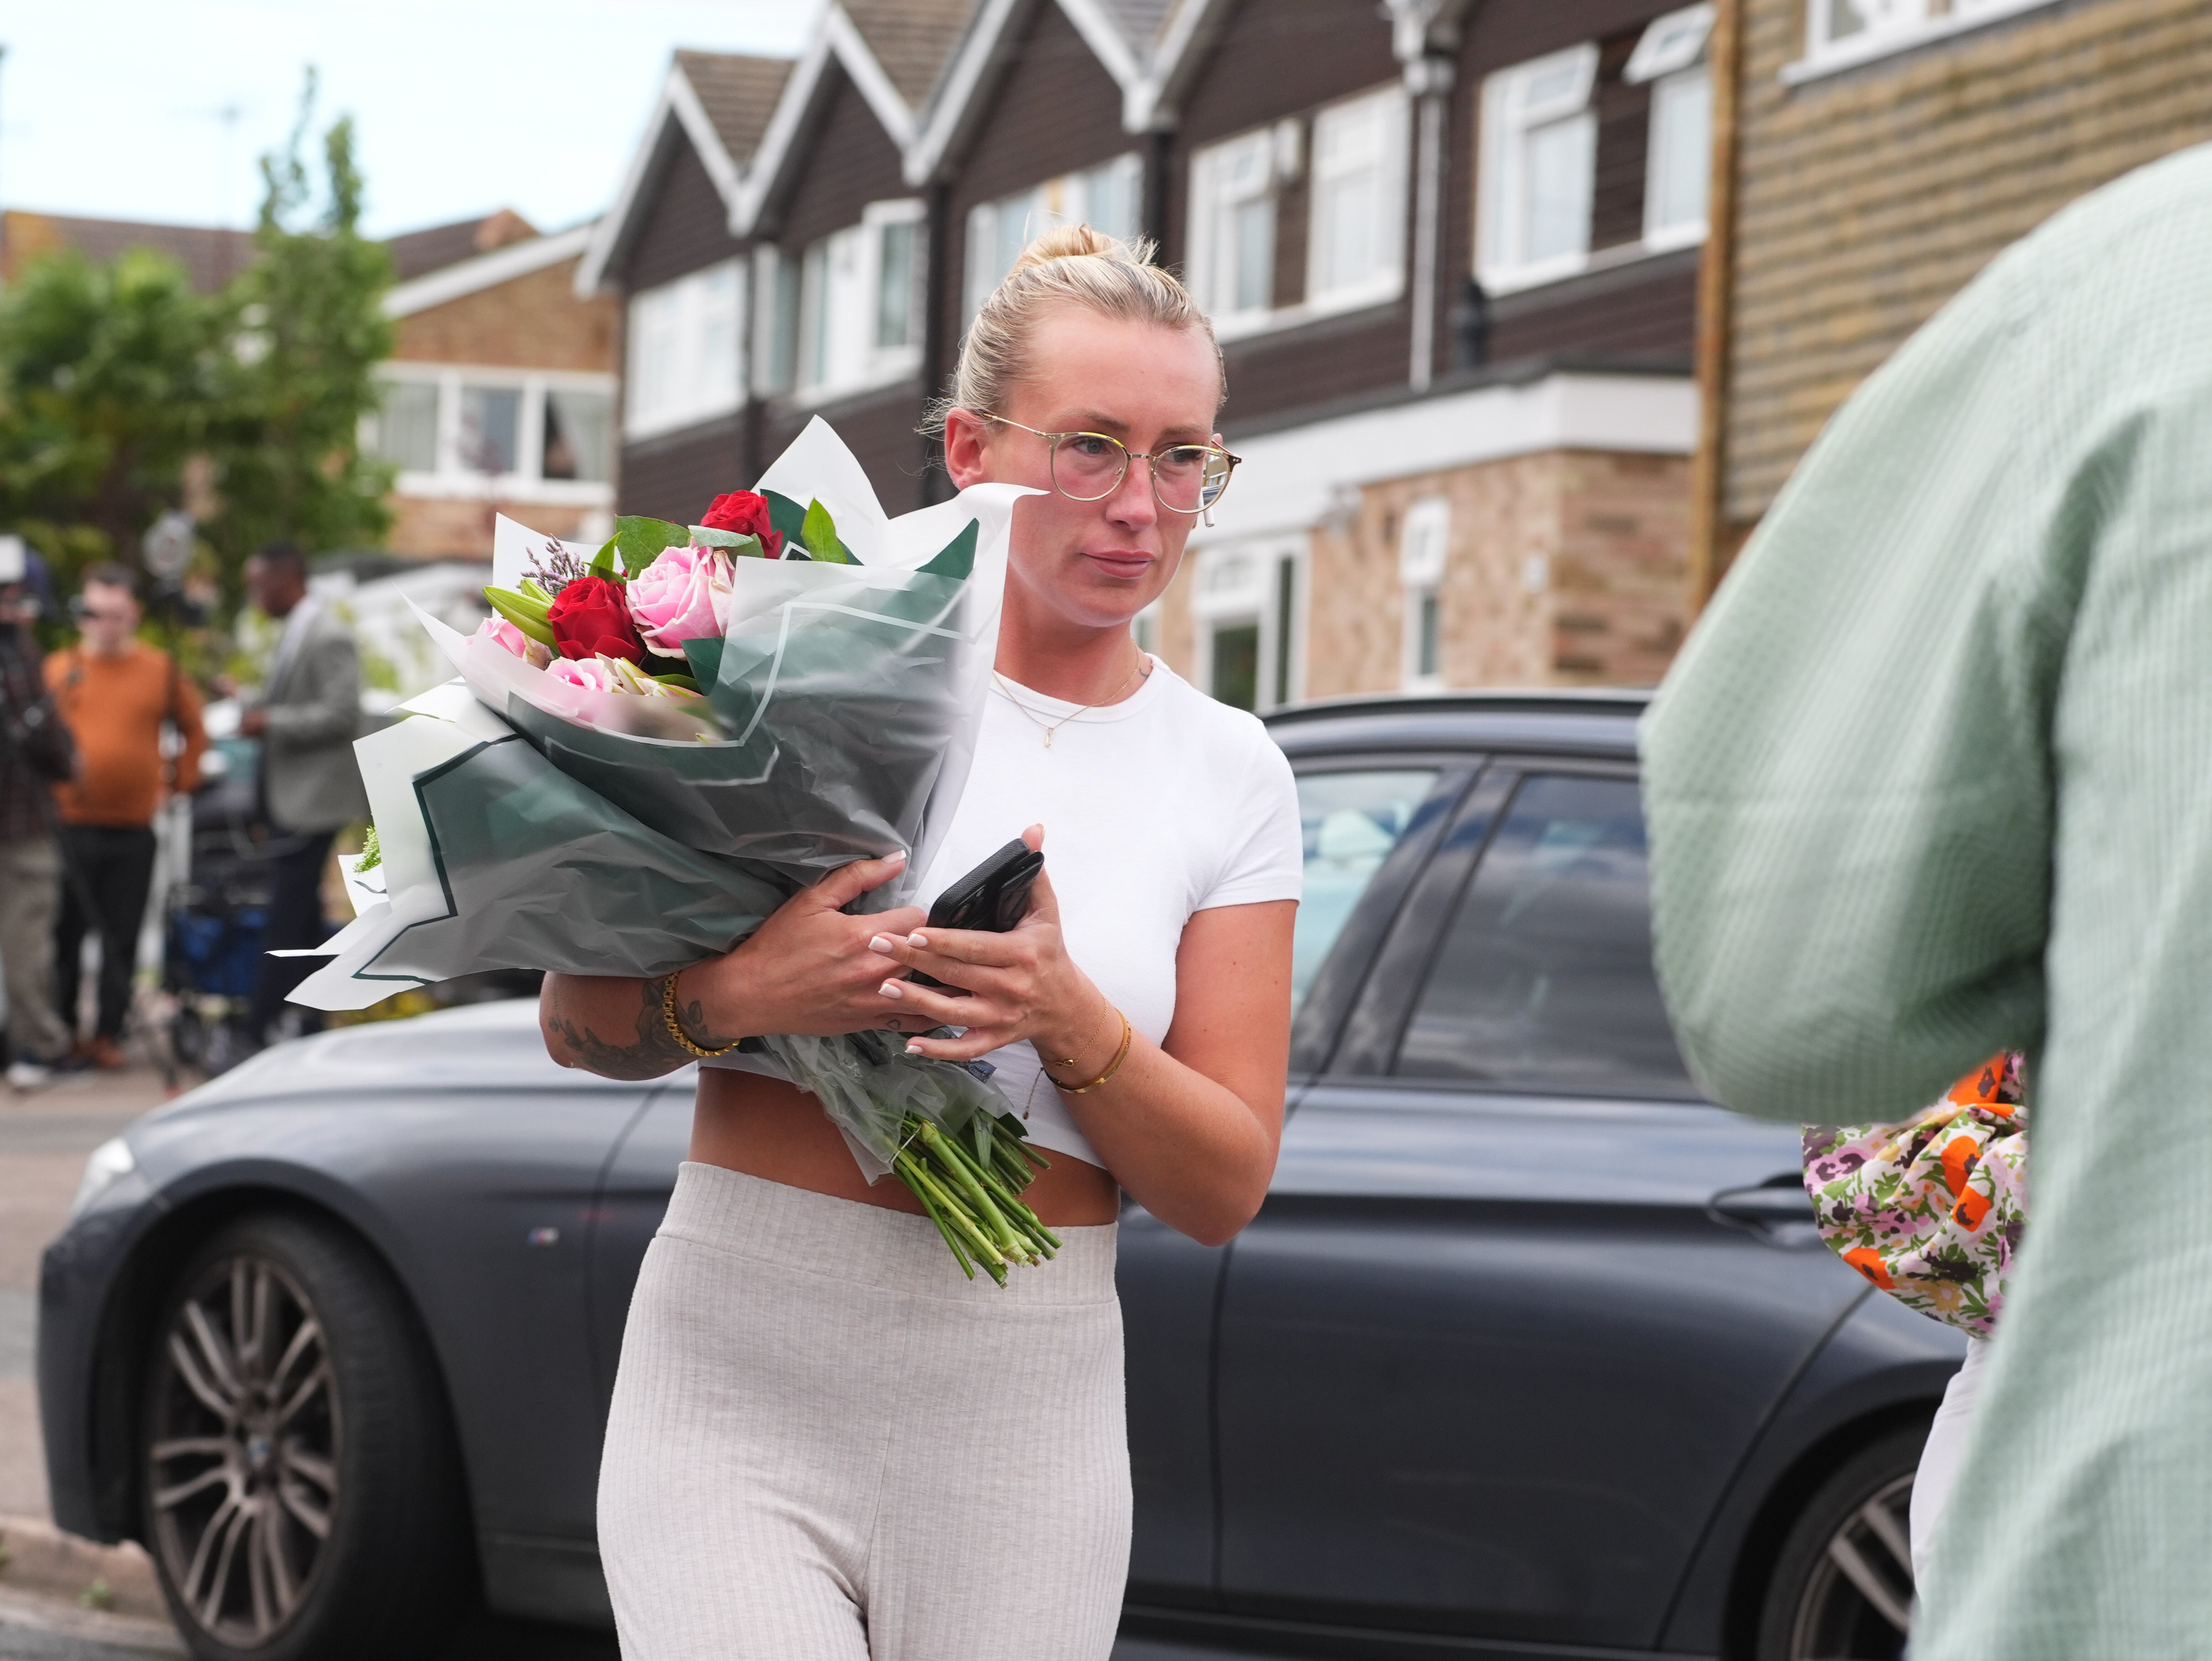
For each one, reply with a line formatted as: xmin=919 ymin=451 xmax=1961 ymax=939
xmin=69 ymin=1138 xmax=138 ymax=1222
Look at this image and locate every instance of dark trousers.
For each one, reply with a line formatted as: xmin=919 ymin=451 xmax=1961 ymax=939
xmin=247 ymin=829 xmax=336 ymax=1041
xmin=53 ymin=824 xmax=158 ymax=1044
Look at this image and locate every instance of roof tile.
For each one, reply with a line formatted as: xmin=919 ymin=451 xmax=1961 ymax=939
xmin=673 ymin=50 xmax=797 ymax=169
xmin=842 ymin=0 xmax=976 ymax=108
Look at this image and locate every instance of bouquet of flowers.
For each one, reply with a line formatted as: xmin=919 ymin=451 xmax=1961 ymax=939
xmin=291 ymin=420 xmax=1056 ymax=1282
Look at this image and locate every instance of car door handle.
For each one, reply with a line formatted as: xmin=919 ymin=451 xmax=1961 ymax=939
xmin=1708 ymin=1176 xmax=1819 ymax=1244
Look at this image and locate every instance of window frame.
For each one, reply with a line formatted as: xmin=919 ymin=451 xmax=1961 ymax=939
xmin=1188 ymin=125 xmax=1280 ymax=331
xmin=1192 ymin=536 xmax=1305 ymax=713
xmin=368 ymin=364 xmax=617 ymax=504
xmin=1627 ymin=4 xmax=1716 ymax=253
xmin=621 ymin=258 xmax=746 ymax=441
xmin=1476 ymin=42 xmax=1602 ymax=295
xmin=1304 ymin=84 xmax=1413 ymax=316
xmin=783 ymin=198 xmax=926 ymax=407
xmin=964 ymin=153 xmax=1145 ymax=324
xmin=1398 ymin=496 xmax=1450 ymax=692
xmin=1790 ymin=0 xmax=2064 ymax=80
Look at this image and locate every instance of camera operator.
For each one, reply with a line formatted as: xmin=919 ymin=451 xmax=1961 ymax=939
xmin=46 ymin=563 xmax=207 ymax=1070
xmin=0 ymin=540 xmax=79 ymax=1092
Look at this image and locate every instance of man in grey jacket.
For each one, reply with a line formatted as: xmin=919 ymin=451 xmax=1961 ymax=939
xmin=240 ymin=543 xmax=367 ymax=1043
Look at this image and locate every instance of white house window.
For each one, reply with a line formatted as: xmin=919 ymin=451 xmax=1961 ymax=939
xmin=623 ymin=260 xmax=744 ymax=440
xmin=1193 ymin=538 xmax=1304 ymax=712
xmin=1797 ymin=0 xmax=2061 ymax=76
xmin=964 ymin=154 xmax=1143 ymax=320
xmin=780 ymin=200 xmax=925 ymax=403
xmin=1627 ymin=4 xmax=1715 ymax=249
xmin=1308 ymin=86 xmax=1411 ymax=309
xmin=1476 ymin=43 xmax=1600 ymax=293
xmin=1398 ymin=496 xmax=1450 ymax=691
xmin=369 ymin=368 xmax=616 ymax=500
xmin=1188 ymin=128 xmax=1279 ymax=324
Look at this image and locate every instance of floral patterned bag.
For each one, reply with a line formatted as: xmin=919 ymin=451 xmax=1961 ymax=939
xmin=1802 ymin=1052 xmax=2029 ymax=1337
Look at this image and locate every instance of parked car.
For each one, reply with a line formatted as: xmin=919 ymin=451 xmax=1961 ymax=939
xmin=40 ymin=691 xmax=1959 ymax=1661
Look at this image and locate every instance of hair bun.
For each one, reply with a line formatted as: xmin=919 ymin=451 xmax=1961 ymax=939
xmin=1010 ymin=222 xmax=1128 ymax=272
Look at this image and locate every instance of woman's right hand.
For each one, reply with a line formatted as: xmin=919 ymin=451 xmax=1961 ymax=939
xmin=682 ymin=850 xmax=926 ymax=1040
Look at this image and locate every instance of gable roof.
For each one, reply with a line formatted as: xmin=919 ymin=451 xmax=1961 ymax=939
xmin=387 ymin=210 xmax=540 ymax=282
xmin=385 ymin=221 xmax=597 ymax=319
xmin=577 ymin=49 xmax=794 ymax=295
xmin=0 ymin=209 xmax=256 ymax=293
xmin=734 ymin=1 xmax=973 ymax=235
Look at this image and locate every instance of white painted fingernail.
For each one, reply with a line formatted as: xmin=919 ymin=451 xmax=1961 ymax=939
xmin=905 ymin=1041 xmax=923 ymax=1055
xmin=868 ymin=935 xmax=895 ymax=955
xmin=879 ymin=980 xmax=905 ymax=999
xmin=884 ymin=848 xmax=906 ymax=865
xmin=907 ymin=933 xmax=928 ymax=949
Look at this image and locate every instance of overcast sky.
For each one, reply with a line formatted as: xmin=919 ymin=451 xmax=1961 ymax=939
xmin=0 ymin=0 xmax=819 ymax=239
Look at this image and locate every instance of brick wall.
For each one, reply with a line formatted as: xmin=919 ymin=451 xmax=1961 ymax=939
xmin=1165 ymin=446 xmax=1690 ymax=700
xmin=388 ymin=493 xmax=605 ymax=560
xmin=1724 ymin=0 xmax=2212 ymax=527
xmin=391 ymin=257 xmax=617 ymax=373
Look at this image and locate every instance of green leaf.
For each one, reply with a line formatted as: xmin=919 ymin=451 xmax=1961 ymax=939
xmin=649 ymin=671 xmax=701 ymax=693
xmin=800 ymin=497 xmax=850 ymax=564
xmin=483 ymin=587 xmax=556 ymax=644
xmin=589 ymin=540 xmax=619 ymax=578
xmin=688 ymin=526 xmax=764 ymax=556
xmin=597 ymin=515 xmax=688 ymax=577
xmin=355 ymin=823 xmax=381 ymax=872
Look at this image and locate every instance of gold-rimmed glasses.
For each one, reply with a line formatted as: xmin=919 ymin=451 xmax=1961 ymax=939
xmin=981 ymin=414 xmax=1240 ymax=515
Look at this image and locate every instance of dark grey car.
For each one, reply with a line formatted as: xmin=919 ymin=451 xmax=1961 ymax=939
xmin=40 ymin=691 xmax=1962 ymax=1661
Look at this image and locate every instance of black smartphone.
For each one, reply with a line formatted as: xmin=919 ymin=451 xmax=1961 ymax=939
xmin=908 ymin=838 xmax=1043 ymax=992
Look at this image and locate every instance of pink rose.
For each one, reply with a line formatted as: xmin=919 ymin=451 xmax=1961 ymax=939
xmin=546 ymin=655 xmax=618 ymax=693
xmin=629 ymin=545 xmax=733 ymax=658
xmin=474 ymin=614 xmax=553 ymax=669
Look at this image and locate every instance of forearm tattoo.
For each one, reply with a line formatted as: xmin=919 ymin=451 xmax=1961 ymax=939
xmin=544 ymin=976 xmax=696 ymax=1080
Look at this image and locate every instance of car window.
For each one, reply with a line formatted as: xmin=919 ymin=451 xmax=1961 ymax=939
xmin=1293 ymin=769 xmax=1440 ymax=1010
xmin=1394 ymin=773 xmax=1696 ymax=1098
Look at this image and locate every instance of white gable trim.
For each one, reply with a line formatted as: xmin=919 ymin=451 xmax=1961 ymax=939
xmin=907 ymin=0 xmax=1028 ymax=186
xmin=389 ymin=222 xmax=595 ymax=318
xmin=734 ymin=8 xmax=920 ymax=236
xmin=1056 ymin=0 xmax=1145 ymax=90
xmin=576 ymin=61 xmax=746 ymax=296
xmin=1127 ymin=0 xmax=1232 ymax=131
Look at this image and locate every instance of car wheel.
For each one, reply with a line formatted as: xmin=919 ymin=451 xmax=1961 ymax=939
xmin=141 ymin=1213 xmax=470 ymax=1661
xmin=1755 ymin=1423 xmax=1924 ymax=1661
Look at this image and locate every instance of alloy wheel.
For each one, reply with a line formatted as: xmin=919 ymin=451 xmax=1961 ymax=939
xmin=146 ymin=1252 xmax=340 ymax=1648
xmin=1786 ymin=1470 xmax=1915 ymax=1660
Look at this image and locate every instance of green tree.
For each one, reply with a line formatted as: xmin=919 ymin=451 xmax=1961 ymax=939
xmin=0 ymin=246 xmax=223 ymax=594
xmin=206 ymin=69 xmax=396 ymax=591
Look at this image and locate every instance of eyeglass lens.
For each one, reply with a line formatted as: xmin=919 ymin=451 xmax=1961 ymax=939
xmin=1050 ymin=433 xmax=1231 ymax=512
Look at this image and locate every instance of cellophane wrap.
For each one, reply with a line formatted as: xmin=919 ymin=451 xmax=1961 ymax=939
xmin=287 ymin=419 xmax=1032 ymax=1175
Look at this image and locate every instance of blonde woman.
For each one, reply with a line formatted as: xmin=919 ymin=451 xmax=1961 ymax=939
xmin=540 ymin=226 xmax=1302 ymax=1661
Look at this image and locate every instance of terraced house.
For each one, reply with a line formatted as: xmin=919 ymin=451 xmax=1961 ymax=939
xmin=585 ymin=0 xmax=1721 ymax=707
xmin=1695 ymin=0 xmax=2212 ymax=593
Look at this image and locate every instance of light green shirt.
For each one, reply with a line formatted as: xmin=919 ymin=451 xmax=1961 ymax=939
xmin=1643 ymin=145 xmax=2212 ymax=1658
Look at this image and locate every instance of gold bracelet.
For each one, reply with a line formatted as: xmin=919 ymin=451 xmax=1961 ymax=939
xmin=661 ymin=971 xmax=740 ymax=1059
xmin=1046 ymin=1009 xmax=1132 ymax=1094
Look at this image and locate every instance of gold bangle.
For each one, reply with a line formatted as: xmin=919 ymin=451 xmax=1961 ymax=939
xmin=1046 ymin=1009 xmax=1132 ymax=1095
xmin=662 ymin=971 xmax=740 ymax=1059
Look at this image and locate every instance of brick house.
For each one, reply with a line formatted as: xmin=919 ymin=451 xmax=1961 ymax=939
xmin=369 ymin=212 xmax=620 ymax=558
xmin=583 ymin=0 xmax=1715 ymax=705
xmin=1694 ymin=0 xmax=2212 ymax=593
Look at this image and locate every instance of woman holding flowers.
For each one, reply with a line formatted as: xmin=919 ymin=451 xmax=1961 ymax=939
xmin=541 ymin=225 xmax=1301 ymax=1661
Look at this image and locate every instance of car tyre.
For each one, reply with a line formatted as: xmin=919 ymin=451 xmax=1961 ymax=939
xmin=1755 ymin=1422 xmax=1925 ymax=1661
xmin=140 ymin=1212 xmax=470 ymax=1661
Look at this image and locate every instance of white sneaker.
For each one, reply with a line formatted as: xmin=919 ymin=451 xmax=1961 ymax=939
xmin=6 ymin=1060 xmax=54 ymax=1092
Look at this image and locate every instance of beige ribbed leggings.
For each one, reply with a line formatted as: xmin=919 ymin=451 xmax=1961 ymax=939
xmin=597 ymin=1162 xmax=1130 ymax=1660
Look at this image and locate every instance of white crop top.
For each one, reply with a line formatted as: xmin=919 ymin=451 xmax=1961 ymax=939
xmin=706 ymin=658 xmax=1304 ymax=1170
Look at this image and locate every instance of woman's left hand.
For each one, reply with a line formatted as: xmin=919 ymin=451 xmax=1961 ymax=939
xmin=864 ymin=829 xmax=1112 ymax=1067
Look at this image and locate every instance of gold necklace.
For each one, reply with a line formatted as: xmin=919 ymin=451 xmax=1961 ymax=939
xmin=994 ymin=654 xmax=1150 ymax=747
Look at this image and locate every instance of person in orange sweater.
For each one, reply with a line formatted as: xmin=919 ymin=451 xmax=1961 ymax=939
xmin=44 ymin=564 xmax=206 ymax=1069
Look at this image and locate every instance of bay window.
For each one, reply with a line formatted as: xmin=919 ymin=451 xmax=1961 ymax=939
xmin=964 ymin=154 xmax=1143 ymax=321
xmin=1194 ymin=538 xmax=1304 ymax=712
xmin=369 ymin=369 xmax=616 ymax=499
xmin=624 ymin=259 xmax=744 ymax=440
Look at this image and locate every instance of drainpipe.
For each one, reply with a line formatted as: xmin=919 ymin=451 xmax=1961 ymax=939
xmin=920 ymin=180 xmax=953 ymax=503
xmin=1687 ymin=0 xmax=1745 ymax=611
xmin=1404 ymin=55 xmax=1454 ymax=394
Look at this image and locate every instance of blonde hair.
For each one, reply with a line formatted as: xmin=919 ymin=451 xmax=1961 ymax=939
xmin=927 ymin=223 xmax=1222 ymax=433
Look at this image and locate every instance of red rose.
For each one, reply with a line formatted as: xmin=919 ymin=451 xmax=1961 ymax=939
xmin=701 ymin=490 xmax=783 ymax=558
xmin=546 ymin=575 xmax=645 ymax=664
